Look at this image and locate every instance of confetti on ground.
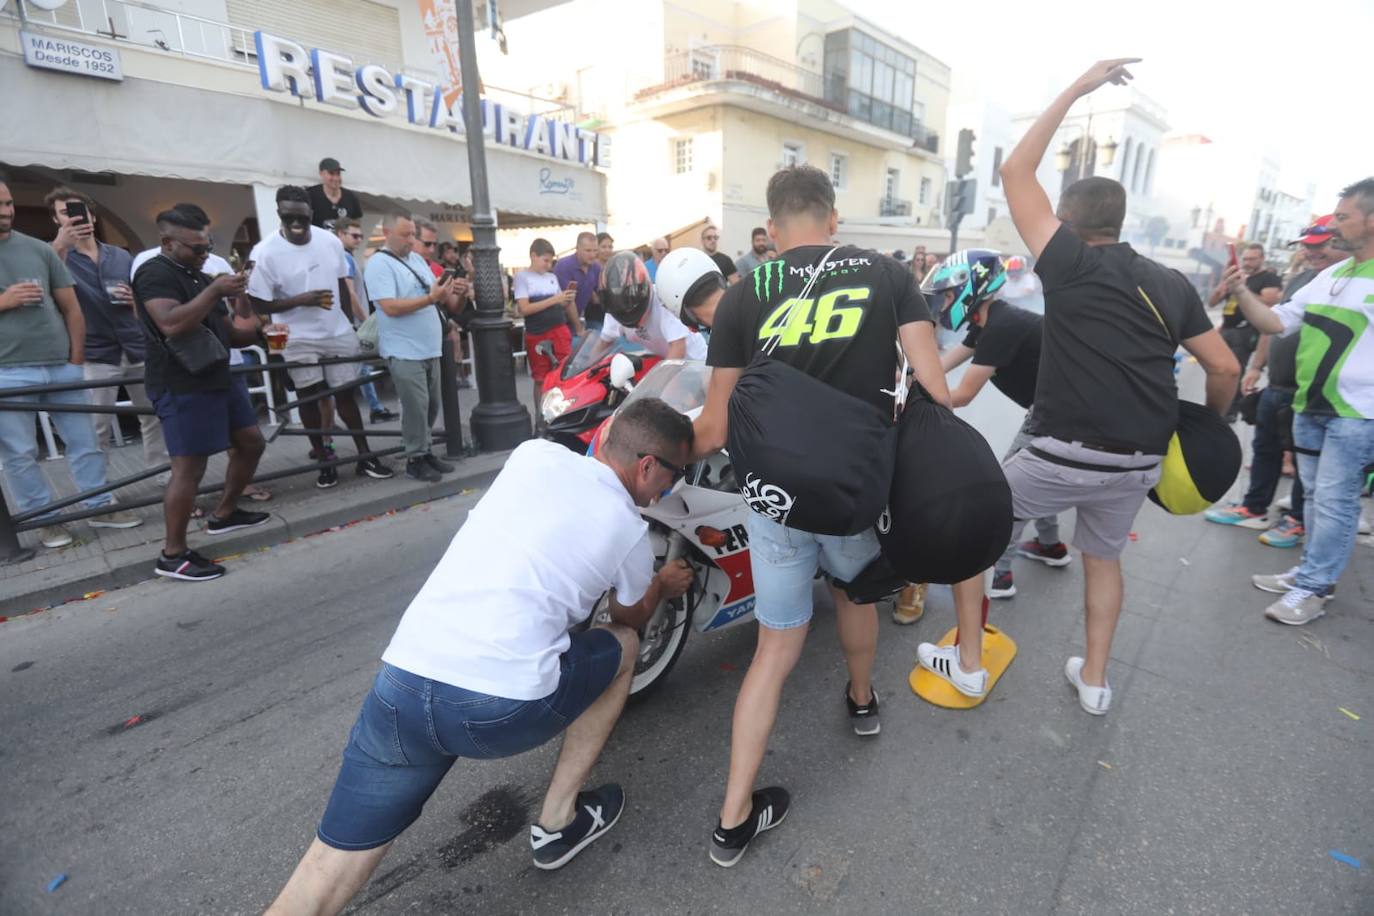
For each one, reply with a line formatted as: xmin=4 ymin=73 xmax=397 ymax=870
xmin=122 ymin=715 xmax=146 ymax=729
xmin=1328 ymin=850 xmax=1361 ymax=869
xmin=46 ymin=874 xmax=67 ymax=893
xmin=1179 ymin=558 xmax=1191 ymax=566
xmin=1127 ymin=532 xmax=1138 ymax=542
xmin=81 ymin=590 xmax=105 ymax=601
xmin=1097 ymin=761 xmax=1112 ymax=770
xmin=1338 ymin=707 xmax=1360 ymax=721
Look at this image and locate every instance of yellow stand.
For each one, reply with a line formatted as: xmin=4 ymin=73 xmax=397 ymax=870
xmin=909 ymin=624 xmax=1017 ymax=709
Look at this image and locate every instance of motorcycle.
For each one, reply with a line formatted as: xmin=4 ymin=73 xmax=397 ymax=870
xmin=582 ymin=359 xmax=759 ymax=700
xmin=537 ymin=333 xmax=662 ymax=452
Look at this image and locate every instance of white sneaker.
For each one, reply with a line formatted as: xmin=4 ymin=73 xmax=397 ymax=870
xmin=916 ymin=643 xmax=988 ymax=698
xmin=1264 ymin=588 xmax=1330 ymax=626
xmin=1275 ymin=494 xmax=1292 ymax=512
xmin=1064 ymin=657 xmax=1112 ymax=716
xmin=1252 ymin=566 xmax=1300 ymax=594
xmin=40 ymin=524 xmax=74 ymax=549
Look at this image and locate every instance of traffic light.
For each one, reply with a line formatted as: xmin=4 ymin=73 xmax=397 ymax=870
xmin=955 ymin=128 xmax=976 ymax=178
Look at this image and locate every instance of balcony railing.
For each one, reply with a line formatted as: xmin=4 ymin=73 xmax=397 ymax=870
xmin=637 ymin=44 xmax=845 ymax=114
xmin=2 ymin=0 xmax=576 ymax=122
xmin=910 ymin=123 xmax=940 ymax=154
xmin=879 ymin=198 xmax=912 ymax=217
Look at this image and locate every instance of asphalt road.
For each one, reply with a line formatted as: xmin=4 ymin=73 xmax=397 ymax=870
xmin=1 ymin=380 xmax=1371 ymax=915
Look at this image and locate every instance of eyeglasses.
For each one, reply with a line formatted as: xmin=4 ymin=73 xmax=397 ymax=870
xmin=169 ymin=238 xmax=211 ymax=256
xmin=278 ymin=213 xmax=312 ymax=226
xmin=639 ymin=452 xmax=686 ymax=483
xmin=654 ymin=247 xmax=670 ymax=254
xmin=417 ymin=238 xmax=435 ymax=248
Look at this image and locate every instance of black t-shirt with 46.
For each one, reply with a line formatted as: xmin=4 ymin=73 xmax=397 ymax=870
xmin=133 ymin=254 xmax=233 ymax=398
xmin=1031 ymin=225 xmax=1212 ymax=454
xmin=961 ymin=299 xmax=1041 ymax=409
xmin=708 ymin=245 xmax=932 ymax=414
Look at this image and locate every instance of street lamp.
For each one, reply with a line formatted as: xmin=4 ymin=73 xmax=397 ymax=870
xmin=1056 ymin=128 xmax=1118 ymax=181
xmin=456 ymin=0 xmax=532 ymax=450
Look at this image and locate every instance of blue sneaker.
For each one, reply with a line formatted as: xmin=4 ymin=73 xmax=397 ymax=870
xmin=1259 ymin=516 xmax=1304 ymax=549
xmin=1204 ymin=504 xmax=1269 ymax=529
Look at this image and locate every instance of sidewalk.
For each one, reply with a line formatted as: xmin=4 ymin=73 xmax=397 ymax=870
xmin=0 ymin=384 xmax=531 ymax=615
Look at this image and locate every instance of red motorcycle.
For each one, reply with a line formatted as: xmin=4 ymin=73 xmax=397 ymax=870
xmin=537 ymin=334 xmax=662 ymax=452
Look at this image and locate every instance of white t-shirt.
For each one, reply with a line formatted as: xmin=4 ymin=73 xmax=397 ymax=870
xmin=245 ymin=229 xmax=352 ymax=341
xmin=382 ymin=439 xmax=654 ymax=700
xmin=132 ymin=248 xmax=244 ymax=364
xmin=1271 ymin=256 xmax=1374 ymax=419
xmin=601 ymin=299 xmax=707 ymax=360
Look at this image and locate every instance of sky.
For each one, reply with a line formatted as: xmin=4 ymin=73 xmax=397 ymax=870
xmin=845 ymin=0 xmax=1371 ymax=208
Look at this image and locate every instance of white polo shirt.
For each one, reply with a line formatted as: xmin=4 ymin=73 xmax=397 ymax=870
xmin=382 ymin=439 xmax=653 ymax=700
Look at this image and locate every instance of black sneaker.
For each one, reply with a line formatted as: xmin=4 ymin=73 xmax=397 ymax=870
xmin=989 ymin=570 xmax=1016 ymax=599
xmin=710 ymin=787 xmax=790 ymax=868
xmin=316 ymin=466 xmax=340 ymax=489
xmin=154 ymin=549 xmax=225 ymax=582
xmin=206 ymin=509 xmax=271 ymax=536
xmin=356 ymin=457 xmax=395 ymax=480
xmin=846 ymin=682 xmax=881 ymax=736
xmin=405 ymin=458 xmax=441 ymax=482
xmin=530 ymin=784 xmax=624 ymax=871
xmin=424 ymin=453 xmax=455 ymax=474
xmin=370 ymin=408 xmax=399 ymax=422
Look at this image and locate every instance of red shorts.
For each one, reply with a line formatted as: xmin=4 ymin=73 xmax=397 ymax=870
xmin=526 ymin=323 xmax=572 ymax=385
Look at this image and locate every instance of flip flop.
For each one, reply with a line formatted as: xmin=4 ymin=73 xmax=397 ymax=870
xmin=190 ymin=505 xmax=207 ymax=520
xmin=244 ymin=485 xmax=273 ymax=502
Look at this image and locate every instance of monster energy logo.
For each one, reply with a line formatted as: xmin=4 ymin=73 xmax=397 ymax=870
xmin=753 ymin=260 xmax=786 ymax=301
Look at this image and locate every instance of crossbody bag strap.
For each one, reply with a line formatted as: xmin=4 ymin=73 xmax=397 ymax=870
xmin=761 ymin=245 xmax=840 ymax=356
xmin=381 ymin=249 xmax=447 ymax=332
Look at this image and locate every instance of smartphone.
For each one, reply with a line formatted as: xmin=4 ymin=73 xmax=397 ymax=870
xmin=1227 ymin=243 xmax=1238 ymax=272
xmin=567 ymin=280 xmax=578 ymax=292
xmin=242 ymin=259 xmax=255 ymax=278
xmin=438 ymin=269 xmax=458 ymax=285
xmin=65 ymin=200 xmax=89 ymax=224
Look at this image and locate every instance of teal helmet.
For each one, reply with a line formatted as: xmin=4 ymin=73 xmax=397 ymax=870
xmin=921 ymin=249 xmax=1008 ymax=331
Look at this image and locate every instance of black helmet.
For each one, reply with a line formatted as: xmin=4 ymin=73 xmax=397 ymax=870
xmin=600 ymin=250 xmax=653 ymax=326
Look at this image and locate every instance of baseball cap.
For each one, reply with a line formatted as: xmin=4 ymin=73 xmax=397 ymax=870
xmin=1295 ymin=214 xmax=1333 ymax=245
xmin=892 ymin=249 xmax=908 ymax=261
xmin=318 ymin=157 xmax=345 ymax=172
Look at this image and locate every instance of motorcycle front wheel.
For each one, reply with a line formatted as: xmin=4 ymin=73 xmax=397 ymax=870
xmin=585 ymin=579 xmax=696 ymax=702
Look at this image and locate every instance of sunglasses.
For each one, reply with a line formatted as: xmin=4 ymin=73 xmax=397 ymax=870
xmin=278 ymin=213 xmax=312 ymax=225
xmin=171 ymin=239 xmax=212 ymax=256
xmin=417 ymin=238 xmax=435 ymax=247
xmin=639 ymin=452 xmax=686 ymax=483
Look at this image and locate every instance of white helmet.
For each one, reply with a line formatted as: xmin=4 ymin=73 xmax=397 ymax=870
xmin=654 ymin=247 xmax=725 ymax=327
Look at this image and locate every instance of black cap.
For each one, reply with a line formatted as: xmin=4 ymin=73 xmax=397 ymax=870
xmin=318 ymin=157 xmax=344 ymax=172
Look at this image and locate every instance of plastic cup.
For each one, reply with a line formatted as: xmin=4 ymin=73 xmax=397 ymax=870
xmin=265 ymin=324 xmax=290 ymax=352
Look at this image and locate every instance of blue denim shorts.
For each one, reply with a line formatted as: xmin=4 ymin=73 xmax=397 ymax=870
xmin=746 ymin=513 xmax=881 ymax=630
xmin=317 ymin=628 xmax=623 ymax=850
xmin=151 ymin=379 xmax=257 ymax=457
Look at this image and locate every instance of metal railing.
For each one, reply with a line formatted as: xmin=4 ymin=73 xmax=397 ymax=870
xmin=879 ymin=198 xmax=912 ymax=218
xmin=639 ymin=44 xmax=845 ymax=113
xmin=0 ymin=347 xmax=470 ymax=563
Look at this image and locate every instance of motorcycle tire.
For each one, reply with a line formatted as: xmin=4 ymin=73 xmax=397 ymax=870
xmin=627 ymin=592 xmax=694 ymax=704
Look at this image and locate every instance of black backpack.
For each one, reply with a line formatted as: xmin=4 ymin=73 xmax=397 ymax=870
xmin=727 ymin=247 xmax=897 ymax=536
xmin=878 ymin=392 xmax=1013 ymax=584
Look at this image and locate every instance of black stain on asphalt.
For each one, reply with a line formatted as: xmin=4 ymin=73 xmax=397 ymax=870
xmin=437 ymin=784 xmax=534 ymax=868
xmin=11 ymin=661 xmax=34 ymax=672
xmin=175 ymin=620 xmax=203 ymax=631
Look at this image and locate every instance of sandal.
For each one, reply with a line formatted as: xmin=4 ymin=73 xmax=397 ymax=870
xmin=243 ymin=484 xmax=273 ymax=502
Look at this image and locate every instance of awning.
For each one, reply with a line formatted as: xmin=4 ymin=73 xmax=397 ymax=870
xmin=0 ymin=56 xmax=605 ymax=226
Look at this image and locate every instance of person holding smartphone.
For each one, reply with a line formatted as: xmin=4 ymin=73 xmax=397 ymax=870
xmin=46 ymin=186 xmax=169 ymax=474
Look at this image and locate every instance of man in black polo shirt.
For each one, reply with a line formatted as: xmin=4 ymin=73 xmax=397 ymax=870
xmin=993 ymin=59 xmax=1238 ymax=716
xmin=307 ymin=158 xmax=364 ymax=229
xmin=134 ymin=208 xmax=270 ymax=582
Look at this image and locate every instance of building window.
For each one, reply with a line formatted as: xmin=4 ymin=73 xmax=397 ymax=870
xmin=990 ymin=146 xmax=1004 ymax=187
xmin=824 ymin=28 xmax=923 ymax=139
xmin=919 ymin=177 xmax=931 ymax=205
xmin=988 ymin=207 xmax=997 ymax=225
xmin=782 ymin=142 xmax=803 ymax=168
xmin=885 ymin=168 xmax=899 ymax=202
xmin=674 ymin=138 xmax=693 ymax=175
xmin=829 ymin=153 xmax=846 ymax=188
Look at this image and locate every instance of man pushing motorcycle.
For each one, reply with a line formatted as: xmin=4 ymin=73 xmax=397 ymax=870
xmin=265 ymin=398 xmax=693 ymax=916
xmin=689 ymin=165 xmax=951 ymax=867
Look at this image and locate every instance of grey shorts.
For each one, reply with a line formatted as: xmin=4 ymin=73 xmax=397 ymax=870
xmin=1002 ymin=437 xmax=1162 ymax=559
xmin=283 ymin=332 xmax=362 ymax=389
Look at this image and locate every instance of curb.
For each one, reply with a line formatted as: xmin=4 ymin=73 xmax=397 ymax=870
xmin=0 ymin=452 xmax=509 ymax=617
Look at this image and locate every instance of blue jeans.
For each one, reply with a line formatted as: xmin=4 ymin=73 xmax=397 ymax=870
xmin=358 ymin=362 xmax=385 ymax=413
xmin=747 ymin=512 xmax=880 ymax=629
xmin=0 ymin=363 xmax=114 ymax=517
xmin=1243 ymin=387 xmax=1304 ymax=518
xmin=317 ymin=629 xmax=623 ymax=850
xmin=1292 ymin=413 xmax=1374 ymax=593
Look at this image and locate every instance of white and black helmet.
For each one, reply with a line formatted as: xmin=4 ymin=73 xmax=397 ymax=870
xmin=654 ymin=247 xmax=725 ymax=328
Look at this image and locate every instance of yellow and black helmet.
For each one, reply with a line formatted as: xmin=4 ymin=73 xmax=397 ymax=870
xmin=1148 ymin=401 xmax=1242 ymax=515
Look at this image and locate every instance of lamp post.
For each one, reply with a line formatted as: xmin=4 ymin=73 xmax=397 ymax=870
xmin=1054 ymin=108 xmax=1118 ymax=183
xmin=456 ymin=0 xmax=532 ymax=450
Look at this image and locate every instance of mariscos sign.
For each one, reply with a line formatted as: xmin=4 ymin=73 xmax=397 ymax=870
xmin=253 ymin=31 xmax=609 ymax=169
